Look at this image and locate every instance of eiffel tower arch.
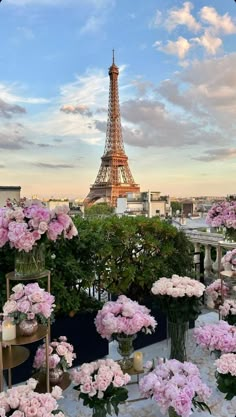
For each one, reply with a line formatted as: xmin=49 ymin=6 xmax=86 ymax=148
xmin=84 ymin=52 xmax=140 ymax=208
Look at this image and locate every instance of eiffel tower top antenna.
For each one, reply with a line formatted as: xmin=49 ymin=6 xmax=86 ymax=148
xmin=112 ymin=49 xmax=115 ymax=64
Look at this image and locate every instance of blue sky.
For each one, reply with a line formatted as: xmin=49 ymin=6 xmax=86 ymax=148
xmin=0 ymin=0 xmax=236 ymax=199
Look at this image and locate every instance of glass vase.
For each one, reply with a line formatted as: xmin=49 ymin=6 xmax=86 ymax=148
xmin=116 ymin=334 xmax=136 ymax=371
xmin=15 ymin=244 xmax=45 ymax=277
xmin=49 ymin=366 xmax=64 ymax=385
xmin=168 ymin=321 xmax=188 ymax=362
xmin=168 ymin=407 xmax=180 ymax=417
xmin=18 ymin=319 xmax=38 ymax=336
xmin=224 ymin=228 xmax=236 ymax=243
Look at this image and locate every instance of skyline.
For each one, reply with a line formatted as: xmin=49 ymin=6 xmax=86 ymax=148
xmin=0 ymin=0 xmax=236 ymax=199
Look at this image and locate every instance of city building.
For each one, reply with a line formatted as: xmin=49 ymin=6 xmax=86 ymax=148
xmin=0 ymin=186 xmax=21 ymax=206
xmin=116 ymin=191 xmax=171 ymax=218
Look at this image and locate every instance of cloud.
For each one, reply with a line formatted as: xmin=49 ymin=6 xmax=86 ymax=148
xmin=155 ymin=37 xmax=191 ymax=59
xmin=60 ymin=104 xmax=92 ymax=117
xmin=0 ymin=84 xmax=49 ymax=105
xmin=157 ymin=54 xmax=236 ymax=144
xmin=131 ymin=79 xmax=154 ymax=97
xmin=149 ymin=10 xmax=162 ymax=29
xmin=0 ymin=164 xmax=5 ymax=168
xmin=79 ymin=15 xmax=105 ymax=35
xmin=120 ymin=99 xmax=218 ymax=149
xmin=0 ymin=99 xmax=26 ymax=118
xmin=192 ymin=30 xmax=222 ymax=55
xmin=193 ymin=148 xmax=236 ymax=162
xmin=200 ymin=6 xmax=236 ymax=35
xmin=0 ymin=132 xmax=33 ymax=149
xmin=33 ymin=162 xmax=75 ymax=169
xmin=94 ymin=120 xmax=107 ymax=132
xmin=165 ymin=2 xmax=201 ymax=33
xmin=37 ymin=143 xmax=51 ymax=147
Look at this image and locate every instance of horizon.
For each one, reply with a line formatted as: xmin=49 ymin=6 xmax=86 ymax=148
xmin=0 ymin=0 xmax=236 ymax=199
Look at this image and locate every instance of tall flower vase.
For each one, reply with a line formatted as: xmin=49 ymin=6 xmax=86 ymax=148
xmin=116 ymin=334 xmax=136 ymax=371
xmin=168 ymin=407 xmax=180 ymax=417
xmin=15 ymin=244 xmax=45 ymax=277
xmin=224 ymin=228 xmax=236 ymax=243
xmin=168 ymin=321 xmax=188 ymax=362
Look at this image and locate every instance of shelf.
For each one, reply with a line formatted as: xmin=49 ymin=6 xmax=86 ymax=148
xmin=0 ymin=325 xmax=47 ymax=346
xmin=2 ymin=346 xmax=30 ymax=370
xmin=34 ymin=371 xmax=71 ymax=393
xmin=6 ymin=270 xmax=50 ymax=281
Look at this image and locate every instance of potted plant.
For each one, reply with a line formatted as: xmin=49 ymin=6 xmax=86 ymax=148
xmin=95 ymin=295 xmax=157 ymax=370
xmin=71 ymin=358 xmax=130 ymax=417
xmin=33 ymin=336 xmax=76 ymax=385
xmin=139 ymin=359 xmax=211 ymax=417
xmin=0 ymin=377 xmax=65 ymax=416
xmin=219 ymin=299 xmax=236 ymax=325
xmin=3 ymin=282 xmax=55 ymax=336
xmin=151 ymin=275 xmax=205 ymax=362
xmin=215 ymin=353 xmax=236 ymax=400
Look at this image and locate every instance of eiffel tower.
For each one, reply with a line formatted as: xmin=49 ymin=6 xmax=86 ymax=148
xmin=84 ymin=52 xmax=140 ymax=207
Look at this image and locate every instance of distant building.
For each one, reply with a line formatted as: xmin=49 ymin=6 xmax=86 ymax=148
xmin=116 ymin=191 xmax=171 ymax=218
xmin=0 ymin=186 xmax=21 ymax=206
xmin=46 ymin=199 xmax=70 ymax=211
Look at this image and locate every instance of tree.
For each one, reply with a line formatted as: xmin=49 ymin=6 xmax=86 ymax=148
xmin=171 ymin=201 xmax=182 ymax=215
xmin=84 ymin=203 xmax=114 ymax=218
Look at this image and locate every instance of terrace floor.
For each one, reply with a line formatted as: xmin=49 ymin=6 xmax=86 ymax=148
xmin=59 ymin=311 xmax=236 ymax=417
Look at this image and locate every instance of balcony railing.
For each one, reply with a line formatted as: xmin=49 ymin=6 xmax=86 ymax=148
xmin=183 ymin=229 xmax=236 ymax=280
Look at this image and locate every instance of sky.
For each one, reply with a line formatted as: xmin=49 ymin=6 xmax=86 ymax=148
xmin=0 ymin=0 xmax=236 ymax=200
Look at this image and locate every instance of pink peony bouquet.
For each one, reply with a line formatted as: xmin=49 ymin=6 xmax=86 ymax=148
xmin=95 ymin=295 xmax=157 ymax=340
xmin=193 ymin=320 xmax=236 ymax=354
xmin=205 ymin=279 xmax=229 ymax=309
xmin=215 ymin=353 xmax=236 ymax=400
xmin=71 ymin=358 xmax=130 ymax=417
xmin=0 ymin=377 xmax=65 ymax=417
xmin=0 ymin=198 xmax=78 ymax=252
xmin=139 ymin=359 xmax=211 ymax=417
xmin=219 ymin=299 xmax=236 ymax=325
xmin=3 ymin=282 xmax=55 ymax=325
xmin=151 ymin=275 xmax=205 ymax=322
xmin=222 ymin=249 xmax=236 ymax=270
xmin=33 ymin=336 xmax=76 ymax=371
xmin=206 ymin=200 xmax=236 ymax=229
xmin=206 ymin=200 xmax=236 ymax=241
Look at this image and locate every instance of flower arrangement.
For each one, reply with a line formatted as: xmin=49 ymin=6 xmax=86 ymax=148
xmin=151 ymin=275 xmax=205 ymax=362
xmin=206 ymin=200 xmax=236 ymax=241
xmin=222 ymin=249 xmax=236 ymax=271
xmin=205 ymin=279 xmax=229 ymax=309
xmin=139 ymin=359 xmax=211 ymax=417
xmin=193 ymin=321 xmax=236 ymax=354
xmin=71 ymin=358 xmax=131 ymax=417
xmin=3 ymin=282 xmax=55 ymax=325
xmin=0 ymin=198 xmax=78 ymax=252
xmin=0 ymin=377 xmax=65 ymax=417
xmin=33 ymin=336 xmax=76 ymax=371
xmin=151 ymin=275 xmax=205 ymax=322
xmin=219 ymin=299 xmax=236 ymax=325
xmin=95 ymin=295 xmax=157 ymax=340
xmin=215 ymin=353 xmax=236 ymax=400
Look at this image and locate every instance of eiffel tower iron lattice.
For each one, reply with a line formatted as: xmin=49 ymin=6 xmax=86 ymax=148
xmin=84 ymin=52 xmax=140 ymax=207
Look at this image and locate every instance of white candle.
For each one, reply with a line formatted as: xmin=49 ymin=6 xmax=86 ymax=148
xmin=133 ymin=351 xmax=143 ymax=371
xmin=2 ymin=320 xmax=16 ymax=341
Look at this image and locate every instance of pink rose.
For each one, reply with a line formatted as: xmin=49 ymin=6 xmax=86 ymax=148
xmin=56 ymin=345 xmax=68 ymax=356
xmin=3 ymin=300 xmax=17 ymax=314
